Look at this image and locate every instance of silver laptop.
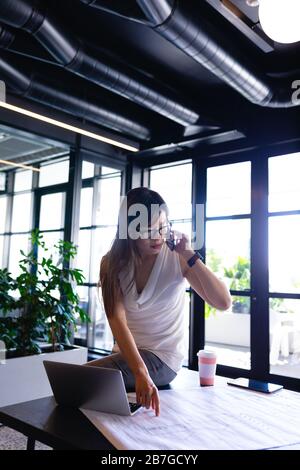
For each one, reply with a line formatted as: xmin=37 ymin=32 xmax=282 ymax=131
xmin=43 ymin=361 xmax=141 ymax=416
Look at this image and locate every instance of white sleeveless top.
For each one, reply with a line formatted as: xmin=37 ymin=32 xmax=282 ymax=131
xmin=117 ymin=243 xmax=186 ymax=373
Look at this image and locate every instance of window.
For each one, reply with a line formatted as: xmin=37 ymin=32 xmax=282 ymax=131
xmin=269 ymin=152 xmax=300 ymax=212
xmin=101 ymin=166 xmax=120 ymax=176
xmin=150 ymin=162 xmax=192 ymax=220
xmin=207 ymin=162 xmax=251 ymax=217
xmin=269 ymin=153 xmax=300 ymax=378
xmin=82 ymin=161 xmax=95 ymax=180
xmin=79 ymin=187 xmax=93 ymax=228
xmin=39 ymin=159 xmax=69 ymax=187
xmin=0 ymin=196 xmax=7 ymax=233
xmin=88 ymin=287 xmax=114 ymax=351
xmin=150 ymin=160 xmax=192 ymax=365
xmin=0 ymin=172 xmax=5 ymax=191
xmin=14 ymin=170 xmax=32 ymax=192
xmin=143 ymin=150 xmax=300 ymax=389
xmin=269 ymin=215 xmax=300 ymax=294
xmin=8 ymin=234 xmax=30 ymax=278
xmin=0 ymin=234 xmax=4 ymax=268
xmin=36 ymin=191 xmax=66 ymax=282
xmin=0 ymin=196 xmax=5 ymax=267
xmin=205 ymin=162 xmax=251 ymax=369
xmin=206 ymin=219 xmax=251 ymax=291
xmin=0 ymin=125 xmax=69 ymax=278
xmin=2 ymin=175 xmax=33 ymax=276
xmin=11 ymin=193 xmax=32 ymax=233
xmin=95 ymin=177 xmax=122 ymax=226
xmin=39 ymin=193 xmax=65 ymax=231
xmin=75 ymin=163 xmax=122 ymax=350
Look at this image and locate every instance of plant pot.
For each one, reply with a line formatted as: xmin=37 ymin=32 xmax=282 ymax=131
xmin=0 ymin=344 xmax=87 ymax=408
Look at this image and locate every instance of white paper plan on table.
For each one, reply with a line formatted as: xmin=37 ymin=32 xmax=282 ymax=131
xmin=81 ymin=385 xmax=300 ymax=450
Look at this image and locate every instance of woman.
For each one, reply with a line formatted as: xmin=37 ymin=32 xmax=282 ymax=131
xmin=86 ymin=187 xmax=231 ymax=416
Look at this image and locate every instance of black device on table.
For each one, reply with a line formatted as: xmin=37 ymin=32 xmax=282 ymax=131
xmin=227 ymin=377 xmax=283 ymax=394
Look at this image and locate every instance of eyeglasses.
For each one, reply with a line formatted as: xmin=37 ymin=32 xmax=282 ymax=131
xmin=139 ymin=222 xmax=172 ymax=239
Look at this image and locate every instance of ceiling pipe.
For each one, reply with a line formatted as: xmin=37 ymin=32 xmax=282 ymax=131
xmin=0 ymin=22 xmax=15 ymax=48
xmin=0 ymin=51 xmax=150 ymax=140
xmin=80 ymin=0 xmax=150 ymax=25
xmin=137 ymin=0 xmax=299 ymax=108
xmin=0 ymin=0 xmax=199 ymax=126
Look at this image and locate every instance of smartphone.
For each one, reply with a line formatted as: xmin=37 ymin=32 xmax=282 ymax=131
xmin=227 ymin=378 xmax=283 ymax=394
xmin=165 ymin=229 xmax=176 ymax=251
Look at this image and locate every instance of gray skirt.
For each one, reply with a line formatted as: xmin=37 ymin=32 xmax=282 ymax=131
xmin=85 ymin=349 xmax=177 ymax=392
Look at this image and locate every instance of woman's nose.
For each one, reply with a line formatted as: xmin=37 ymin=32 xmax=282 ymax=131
xmin=150 ymin=229 xmax=161 ymax=239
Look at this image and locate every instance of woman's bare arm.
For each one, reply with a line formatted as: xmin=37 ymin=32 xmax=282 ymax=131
xmin=107 ymin=293 xmax=160 ymax=415
xmin=108 ymin=295 xmax=147 ymax=376
xmin=176 ymin=235 xmax=232 ymax=311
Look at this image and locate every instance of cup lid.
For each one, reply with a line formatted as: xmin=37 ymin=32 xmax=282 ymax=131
xmin=197 ymin=349 xmax=217 ymax=358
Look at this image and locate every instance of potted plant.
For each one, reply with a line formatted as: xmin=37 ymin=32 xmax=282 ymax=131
xmin=0 ymin=230 xmax=90 ymax=407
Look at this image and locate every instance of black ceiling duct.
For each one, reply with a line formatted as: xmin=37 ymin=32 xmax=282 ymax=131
xmin=80 ymin=0 xmax=149 ymax=25
xmin=0 ymin=0 xmax=199 ymax=126
xmin=0 ymin=22 xmax=15 ymax=48
xmin=137 ymin=0 xmax=299 ymax=108
xmin=0 ymin=50 xmax=150 ymax=141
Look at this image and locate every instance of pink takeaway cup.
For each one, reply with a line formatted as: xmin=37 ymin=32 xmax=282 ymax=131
xmin=197 ymin=350 xmax=217 ymax=386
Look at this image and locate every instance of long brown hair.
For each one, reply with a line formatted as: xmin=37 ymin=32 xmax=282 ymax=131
xmin=99 ymin=187 xmax=168 ymax=318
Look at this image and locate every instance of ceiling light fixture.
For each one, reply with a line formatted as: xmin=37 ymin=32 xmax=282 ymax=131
xmin=0 ymin=160 xmax=41 ymax=171
xmin=0 ymin=159 xmax=41 ymax=172
xmin=258 ymin=0 xmax=300 ymax=44
xmin=0 ymin=101 xmax=139 ymax=153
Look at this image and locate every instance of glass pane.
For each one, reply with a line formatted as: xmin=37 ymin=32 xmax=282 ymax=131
xmin=88 ymin=287 xmax=114 ymax=351
xmin=0 ymin=196 xmax=7 ymax=232
xmin=269 ymin=299 xmax=300 ymax=378
xmin=38 ymin=231 xmax=64 ymax=281
xmin=150 ymin=163 xmax=192 ymax=220
xmin=0 ymin=235 xmax=4 ymax=268
xmin=231 ymin=295 xmax=251 ymax=314
xmin=101 ymin=166 xmax=120 ymax=175
xmin=269 ymin=215 xmax=300 ymax=294
xmin=206 ymin=219 xmax=251 ymax=291
xmin=91 ymin=227 xmax=117 ymax=284
xmin=36 ymin=231 xmax=63 ymax=292
xmin=79 ymin=187 xmax=93 ymax=227
xmin=207 ymin=162 xmax=251 ymax=217
xmin=39 ymin=193 xmax=65 ymax=231
xmin=39 ymin=159 xmax=69 ymax=187
xmin=14 ymin=170 xmax=32 ymax=192
xmin=74 ymin=285 xmax=89 ymax=341
xmin=82 ymin=161 xmax=94 ymax=179
xmin=269 ymin=152 xmax=300 ymax=212
xmin=76 ymin=230 xmax=91 ymax=282
xmin=0 ymin=172 xmax=6 ymax=191
xmin=8 ymin=234 xmax=30 ymax=278
xmin=11 ymin=193 xmax=32 ymax=233
xmin=205 ymin=296 xmax=251 ymax=369
xmin=95 ymin=176 xmax=121 ymax=226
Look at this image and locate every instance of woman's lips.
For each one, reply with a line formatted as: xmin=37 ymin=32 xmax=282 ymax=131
xmin=151 ymin=243 xmax=162 ymax=249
